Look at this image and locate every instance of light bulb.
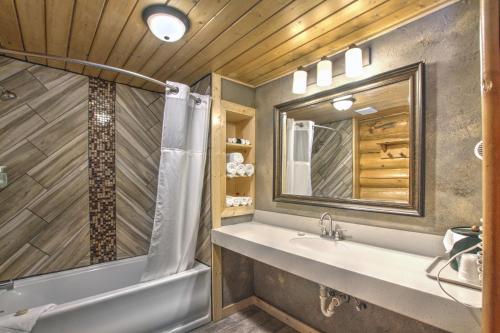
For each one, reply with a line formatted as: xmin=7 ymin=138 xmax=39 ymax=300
xmin=292 ymin=67 xmax=307 ymax=94
xmin=317 ymin=57 xmax=332 ymax=87
xmin=345 ymin=46 xmax=363 ymax=78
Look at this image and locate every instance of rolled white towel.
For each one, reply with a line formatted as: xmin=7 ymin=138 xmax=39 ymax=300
xmin=247 ymin=197 xmax=253 ymax=206
xmin=244 ymin=164 xmax=254 ymax=176
xmin=240 ymin=197 xmax=249 ymax=206
xmin=226 ymin=162 xmax=237 ymax=176
xmin=226 ymin=196 xmax=234 ymax=207
xmin=226 ymin=152 xmax=244 ymax=164
xmin=232 ymin=197 xmax=241 ymax=207
xmin=245 ymin=139 xmax=251 ymax=145
xmin=236 ymin=164 xmax=246 ymax=176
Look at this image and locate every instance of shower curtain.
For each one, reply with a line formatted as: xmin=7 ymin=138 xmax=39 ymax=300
xmin=142 ymin=81 xmax=210 ymax=282
xmin=285 ymin=119 xmax=314 ymax=196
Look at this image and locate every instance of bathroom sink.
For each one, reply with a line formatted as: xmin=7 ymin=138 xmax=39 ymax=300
xmin=289 ymin=236 xmax=347 ymax=252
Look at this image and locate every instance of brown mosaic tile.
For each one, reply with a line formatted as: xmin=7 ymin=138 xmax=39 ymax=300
xmin=88 ymin=78 xmax=116 ymax=264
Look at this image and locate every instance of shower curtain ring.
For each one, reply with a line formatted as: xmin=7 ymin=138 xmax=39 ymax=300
xmin=167 ymin=85 xmax=180 ymax=94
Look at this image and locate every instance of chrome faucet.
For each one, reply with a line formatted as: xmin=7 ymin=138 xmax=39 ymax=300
xmin=319 ymin=212 xmax=333 ymax=237
xmin=0 ymin=280 xmax=13 ymax=291
xmin=319 ymin=212 xmax=345 ymax=240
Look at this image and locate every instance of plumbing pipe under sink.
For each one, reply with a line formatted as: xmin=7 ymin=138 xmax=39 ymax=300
xmin=319 ymin=285 xmax=339 ymax=317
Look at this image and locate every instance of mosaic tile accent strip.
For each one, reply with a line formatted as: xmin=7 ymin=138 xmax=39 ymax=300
xmin=88 ymin=77 xmax=117 ymax=264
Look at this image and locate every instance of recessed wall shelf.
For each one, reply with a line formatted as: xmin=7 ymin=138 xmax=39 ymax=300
xmin=226 ymin=143 xmax=253 ymax=150
xmin=211 ymin=74 xmax=257 ymax=320
xmin=226 ymin=175 xmax=254 ymax=179
xmin=220 ymin=100 xmax=255 ymax=218
xmin=221 ymin=206 xmax=255 ymax=218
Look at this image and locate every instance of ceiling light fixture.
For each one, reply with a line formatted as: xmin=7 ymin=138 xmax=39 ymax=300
xmin=292 ymin=66 xmax=307 ymax=94
xmin=345 ymin=45 xmax=363 ymax=78
xmin=143 ymin=5 xmax=190 ymax=42
xmin=316 ymin=56 xmax=332 ymax=87
xmin=332 ymin=95 xmax=355 ymax=111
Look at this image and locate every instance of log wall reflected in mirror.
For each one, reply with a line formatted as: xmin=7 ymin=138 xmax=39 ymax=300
xmin=273 ymin=63 xmax=424 ymax=216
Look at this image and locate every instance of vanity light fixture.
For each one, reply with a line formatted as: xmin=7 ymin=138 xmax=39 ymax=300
xmin=292 ymin=66 xmax=307 ymax=94
xmin=331 ymin=95 xmax=355 ymax=111
xmin=345 ymin=45 xmax=363 ymax=78
xmin=316 ymin=56 xmax=332 ymax=87
xmin=143 ymin=5 xmax=190 ymax=42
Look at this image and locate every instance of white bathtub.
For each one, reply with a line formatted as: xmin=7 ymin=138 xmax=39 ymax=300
xmin=0 ymin=256 xmax=211 ymax=333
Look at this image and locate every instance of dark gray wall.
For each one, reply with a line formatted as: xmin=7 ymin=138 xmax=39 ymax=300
xmin=255 ymin=0 xmax=481 ymax=234
xmin=222 ymin=249 xmax=254 ymax=306
xmin=221 ymin=78 xmax=255 ymax=108
xmin=254 ymin=261 xmax=446 ymax=333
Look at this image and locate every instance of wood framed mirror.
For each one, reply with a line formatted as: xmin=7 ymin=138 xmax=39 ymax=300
xmin=273 ymin=63 xmax=424 ymax=216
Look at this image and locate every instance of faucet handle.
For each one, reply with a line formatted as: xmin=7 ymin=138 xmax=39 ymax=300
xmin=333 ymin=227 xmax=347 ymax=241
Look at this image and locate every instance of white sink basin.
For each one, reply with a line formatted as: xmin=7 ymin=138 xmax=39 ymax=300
xmin=212 ymin=222 xmax=482 ymax=333
xmin=289 ymin=236 xmax=348 ymax=252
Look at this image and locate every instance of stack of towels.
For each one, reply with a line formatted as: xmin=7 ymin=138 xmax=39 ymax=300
xmin=226 ymin=196 xmax=253 ymax=207
xmin=226 ymin=153 xmax=254 ymax=177
xmin=227 ymin=137 xmax=251 ymax=145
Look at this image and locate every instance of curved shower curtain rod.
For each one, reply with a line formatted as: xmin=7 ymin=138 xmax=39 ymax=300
xmin=0 ymin=48 xmax=202 ymax=104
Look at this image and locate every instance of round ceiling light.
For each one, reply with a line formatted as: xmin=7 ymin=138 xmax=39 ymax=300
xmin=331 ymin=95 xmax=355 ymax=111
xmin=143 ymin=5 xmax=190 ymax=42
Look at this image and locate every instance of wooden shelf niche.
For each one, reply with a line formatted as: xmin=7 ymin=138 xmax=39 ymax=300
xmin=221 ymin=100 xmax=255 ymax=218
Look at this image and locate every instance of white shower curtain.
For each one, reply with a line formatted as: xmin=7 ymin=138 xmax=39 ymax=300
xmin=141 ymin=81 xmax=210 ymax=282
xmin=285 ymin=119 xmax=314 ymax=196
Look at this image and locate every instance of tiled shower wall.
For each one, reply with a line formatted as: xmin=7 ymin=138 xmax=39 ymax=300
xmin=311 ymin=119 xmax=353 ymax=199
xmin=0 ymin=56 xmax=212 ymax=281
xmin=0 ymin=57 xmax=90 ymax=280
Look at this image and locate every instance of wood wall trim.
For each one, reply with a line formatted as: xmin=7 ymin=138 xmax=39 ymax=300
xmin=221 ymin=296 xmax=321 ymax=333
xmin=221 ymin=296 xmax=255 ymax=318
xmin=479 ymin=1 xmax=500 ymax=332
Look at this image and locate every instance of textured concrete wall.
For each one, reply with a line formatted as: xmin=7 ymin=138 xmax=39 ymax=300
xmin=222 ymin=78 xmax=256 ymax=108
xmin=222 ymin=249 xmax=254 ymax=306
xmin=254 ymin=261 xmax=447 ymax=333
xmin=255 ymin=1 xmax=481 ymax=234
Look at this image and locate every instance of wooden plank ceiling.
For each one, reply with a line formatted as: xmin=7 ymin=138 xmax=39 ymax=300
xmin=0 ymin=0 xmax=455 ymax=92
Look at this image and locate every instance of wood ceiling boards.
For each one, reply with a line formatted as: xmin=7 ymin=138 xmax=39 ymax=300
xmin=0 ymin=0 xmax=456 ymax=92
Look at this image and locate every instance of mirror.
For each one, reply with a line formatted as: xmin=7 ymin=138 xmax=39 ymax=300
xmin=273 ymin=63 xmax=424 ymax=216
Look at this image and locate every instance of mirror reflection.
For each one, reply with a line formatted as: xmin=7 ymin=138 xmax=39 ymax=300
xmin=281 ymin=79 xmax=411 ymax=204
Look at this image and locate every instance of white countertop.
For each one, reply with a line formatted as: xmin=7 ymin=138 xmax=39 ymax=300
xmin=212 ymin=221 xmax=482 ymax=333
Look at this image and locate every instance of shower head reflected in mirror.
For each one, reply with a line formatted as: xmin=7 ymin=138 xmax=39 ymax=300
xmin=0 ymin=87 xmax=17 ymax=101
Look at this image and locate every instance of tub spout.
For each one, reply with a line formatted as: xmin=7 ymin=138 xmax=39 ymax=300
xmin=0 ymin=280 xmax=14 ymax=291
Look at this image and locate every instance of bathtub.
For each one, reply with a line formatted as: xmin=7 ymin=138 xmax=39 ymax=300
xmin=0 ymin=256 xmax=211 ymax=333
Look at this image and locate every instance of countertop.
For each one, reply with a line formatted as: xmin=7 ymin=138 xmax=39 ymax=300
xmin=212 ymin=221 xmax=482 ymax=333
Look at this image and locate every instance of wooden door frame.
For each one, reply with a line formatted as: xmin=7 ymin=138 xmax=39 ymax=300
xmin=479 ymin=1 xmax=500 ymax=332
